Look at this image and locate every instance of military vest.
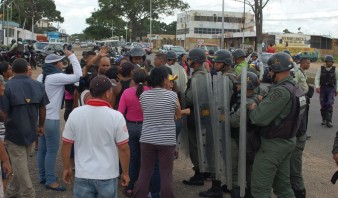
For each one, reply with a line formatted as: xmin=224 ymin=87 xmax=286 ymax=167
xmin=320 ymin=66 xmax=336 ymax=87
xmin=261 ymin=81 xmax=307 ymax=139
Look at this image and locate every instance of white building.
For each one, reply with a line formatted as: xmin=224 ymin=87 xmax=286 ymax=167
xmin=176 ymin=10 xmax=255 ymax=49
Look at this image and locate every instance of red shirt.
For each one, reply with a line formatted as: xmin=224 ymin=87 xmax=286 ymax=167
xmin=267 ymin=46 xmax=275 ymax=53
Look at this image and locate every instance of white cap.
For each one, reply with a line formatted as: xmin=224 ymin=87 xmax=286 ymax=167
xmin=45 ymin=54 xmax=65 ymax=64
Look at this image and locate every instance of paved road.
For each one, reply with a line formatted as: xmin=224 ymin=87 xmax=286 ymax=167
xmin=24 ymin=47 xmax=337 ymax=197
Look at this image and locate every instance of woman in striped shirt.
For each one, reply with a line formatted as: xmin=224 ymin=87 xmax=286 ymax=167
xmin=134 ymin=67 xmax=181 ymax=198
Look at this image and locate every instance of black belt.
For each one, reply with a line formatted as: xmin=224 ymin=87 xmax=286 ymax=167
xmin=126 ymin=120 xmax=143 ymax=124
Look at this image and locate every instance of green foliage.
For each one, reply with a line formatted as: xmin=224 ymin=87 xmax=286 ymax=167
xmin=283 ymin=29 xmax=291 ymax=34
xmin=83 ymin=25 xmax=112 ymax=40
xmin=2 ymin=0 xmax=64 ymax=30
xmin=85 ymin=0 xmax=188 ymax=39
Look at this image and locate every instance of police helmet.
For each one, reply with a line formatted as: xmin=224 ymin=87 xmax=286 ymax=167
xmin=214 ymin=50 xmax=233 ymax=66
xmin=11 ymin=39 xmax=16 ymax=44
xmin=251 ymin=52 xmax=258 ymax=58
xmin=166 ymin=50 xmax=177 ymax=60
xmin=17 ymin=38 xmax=22 ymax=42
xmin=232 ymin=49 xmax=246 ymax=60
xmin=267 ymin=52 xmax=294 ymax=73
xmin=129 ymin=47 xmax=146 ymax=61
xmin=208 ymin=49 xmax=215 ymax=56
xmin=283 ymin=50 xmax=291 ymax=55
xmin=188 ymin=48 xmax=206 ymax=64
xmin=236 ymin=71 xmax=260 ymax=90
xmin=324 ymin=55 xmax=334 ymax=63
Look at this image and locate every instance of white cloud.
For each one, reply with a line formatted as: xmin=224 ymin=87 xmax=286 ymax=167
xmin=53 ymin=0 xmax=338 ymax=38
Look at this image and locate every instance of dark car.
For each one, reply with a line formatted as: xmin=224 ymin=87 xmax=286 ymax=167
xmin=35 ymin=43 xmax=65 ymax=66
xmin=170 ymin=46 xmax=187 ymax=60
xmin=140 ymin=43 xmax=152 ymax=55
xmin=295 ymin=51 xmax=318 ymax=62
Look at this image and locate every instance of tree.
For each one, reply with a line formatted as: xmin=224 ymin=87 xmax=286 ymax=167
xmin=236 ymin=0 xmax=271 ymax=50
xmin=283 ymin=29 xmax=291 ymax=34
xmin=88 ymin=0 xmax=189 ymax=40
xmin=2 ymin=0 xmax=64 ymax=31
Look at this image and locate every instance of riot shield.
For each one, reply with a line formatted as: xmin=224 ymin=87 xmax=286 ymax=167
xmin=178 ymin=90 xmax=190 ymax=158
xmin=238 ymin=67 xmax=247 ymax=197
xmin=212 ymin=74 xmax=232 ymax=188
xmin=191 ymin=73 xmax=217 ymax=173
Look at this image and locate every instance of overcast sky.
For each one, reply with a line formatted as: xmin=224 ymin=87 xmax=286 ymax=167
xmin=54 ymin=0 xmax=338 ymax=38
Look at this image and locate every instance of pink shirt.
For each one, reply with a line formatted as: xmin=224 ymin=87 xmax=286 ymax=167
xmin=118 ymin=86 xmax=150 ymax=121
xmin=65 ymin=90 xmax=74 ymax=100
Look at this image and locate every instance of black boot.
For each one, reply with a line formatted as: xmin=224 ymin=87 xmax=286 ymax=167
xmin=326 ymin=110 xmax=333 ymax=128
xmin=293 ymin=189 xmax=306 ymax=198
xmin=321 ymin=109 xmax=326 ymax=125
xmin=230 ymin=187 xmax=240 ymax=198
xmin=199 ymin=180 xmax=223 ymax=197
xmin=244 ymin=187 xmax=253 ymax=198
xmin=182 ymin=169 xmax=204 ymax=186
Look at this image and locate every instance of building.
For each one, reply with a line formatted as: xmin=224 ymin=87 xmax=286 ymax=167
xmin=176 ymin=10 xmax=255 ymax=49
xmin=36 ymin=19 xmax=53 ymax=28
xmin=0 ymin=21 xmax=37 ymax=45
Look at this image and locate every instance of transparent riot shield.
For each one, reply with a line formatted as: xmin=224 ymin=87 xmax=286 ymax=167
xmin=191 ymin=74 xmax=216 ymax=173
xmin=212 ymin=74 xmax=232 ymax=188
xmin=178 ymin=90 xmax=190 ymax=157
xmin=238 ymin=67 xmax=247 ymax=197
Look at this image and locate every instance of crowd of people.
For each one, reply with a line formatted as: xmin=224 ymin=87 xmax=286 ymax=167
xmin=0 ymin=43 xmax=335 ymax=198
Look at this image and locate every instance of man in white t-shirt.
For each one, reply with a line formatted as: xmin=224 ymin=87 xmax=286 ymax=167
xmin=61 ymin=75 xmax=130 ymax=198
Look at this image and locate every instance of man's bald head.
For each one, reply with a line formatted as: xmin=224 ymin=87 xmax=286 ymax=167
xmin=98 ymin=57 xmax=111 ymax=75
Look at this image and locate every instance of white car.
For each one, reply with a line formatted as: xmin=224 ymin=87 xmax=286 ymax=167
xmin=80 ymin=42 xmax=88 ymax=48
xmin=159 ymin=45 xmax=174 ymax=53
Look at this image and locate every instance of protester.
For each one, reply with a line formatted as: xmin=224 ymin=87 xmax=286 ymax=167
xmin=37 ymin=48 xmax=82 ymax=191
xmin=112 ymin=62 xmax=135 ymax=109
xmin=62 ymin=75 xmax=130 ymax=198
xmin=118 ymin=68 xmax=150 ymax=196
xmin=0 ymin=61 xmax=13 ymax=81
xmin=133 ymin=67 xmax=181 ymax=198
xmin=1 ymin=58 xmax=49 ymax=197
xmin=0 ymin=75 xmax=11 ymax=196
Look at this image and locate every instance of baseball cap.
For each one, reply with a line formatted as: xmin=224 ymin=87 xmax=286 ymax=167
xmin=89 ymin=76 xmax=114 ymax=97
xmin=45 ymin=54 xmax=65 ymax=64
xmin=169 ymin=74 xmax=178 ymax=81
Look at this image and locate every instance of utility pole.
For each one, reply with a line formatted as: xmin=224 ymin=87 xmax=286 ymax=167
xmin=242 ymin=0 xmax=245 ymax=49
xmin=149 ymin=0 xmax=152 ymax=44
xmin=221 ymin=0 xmax=224 ymax=49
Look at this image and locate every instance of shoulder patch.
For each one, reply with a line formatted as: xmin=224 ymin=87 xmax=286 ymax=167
xmin=269 ymin=89 xmax=282 ymax=101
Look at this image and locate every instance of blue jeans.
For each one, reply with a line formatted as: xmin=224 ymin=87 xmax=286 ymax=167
xmin=37 ymin=119 xmax=60 ymax=185
xmin=126 ymin=122 xmax=142 ymax=190
xmin=74 ymin=177 xmax=118 ymax=198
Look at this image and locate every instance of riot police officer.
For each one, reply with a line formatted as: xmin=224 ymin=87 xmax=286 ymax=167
xmin=199 ymin=50 xmax=238 ymax=197
xmin=291 ymin=57 xmax=312 ymax=198
xmin=166 ymin=50 xmax=188 ymax=93
xmin=129 ymin=47 xmax=148 ymax=70
xmin=315 ymin=55 xmax=338 ymax=128
xmin=248 ymin=52 xmax=305 ymax=198
xmin=183 ymin=48 xmax=208 ymax=186
xmin=233 ymin=49 xmax=258 ymax=77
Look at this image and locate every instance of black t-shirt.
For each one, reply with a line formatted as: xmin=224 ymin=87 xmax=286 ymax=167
xmin=0 ymin=75 xmax=49 ymax=146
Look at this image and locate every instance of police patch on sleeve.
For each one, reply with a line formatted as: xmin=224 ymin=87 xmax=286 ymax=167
xmin=269 ymin=90 xmax=282 ymax=101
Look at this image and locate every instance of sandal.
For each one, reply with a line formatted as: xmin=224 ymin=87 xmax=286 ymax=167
xmin=123 ymin=188 xmax=133 ymax=197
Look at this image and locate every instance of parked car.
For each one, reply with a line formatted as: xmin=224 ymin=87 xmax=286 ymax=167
xmin=159 ymin=45 xmax=174 ymax=53
xmin=170 ymin=46 xmax=187 ymax=60
xmin=34 ymin=42 xmax=49 ymax=51
xmin=140 ymin=43 xmax=152 ymax=55
xmin=80 ymin=42 xmax=89 ymax=48
xmin=295 ymin=51 xmax=318 ymax=62
xmin=197 ymin=43 xmax=220 ymax=55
